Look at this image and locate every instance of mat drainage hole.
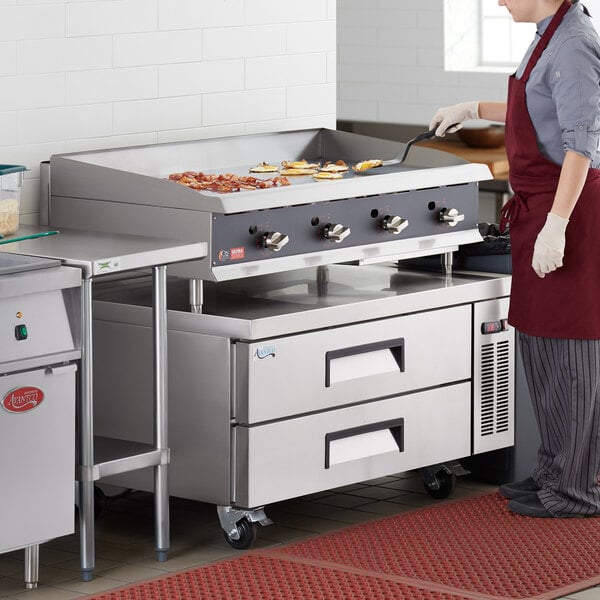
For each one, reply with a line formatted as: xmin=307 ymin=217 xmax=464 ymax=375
xmin=311 ymin=217 xmax=320 ymax=226
xmin=370 ymin=209 xmax=379 ymax=218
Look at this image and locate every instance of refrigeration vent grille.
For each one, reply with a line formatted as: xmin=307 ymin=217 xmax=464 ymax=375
xmin=480 ymin=340 xmax=511 ymax=436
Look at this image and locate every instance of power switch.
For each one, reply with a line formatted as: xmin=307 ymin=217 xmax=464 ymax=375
xmin=15 ymin=324 xmax=28 ymax=341
xmin=481 ymin=320 xmax=508 ymax=335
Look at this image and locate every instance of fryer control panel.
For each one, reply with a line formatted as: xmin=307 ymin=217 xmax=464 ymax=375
xmin=211 ymin=182 xmax=478 ymax=266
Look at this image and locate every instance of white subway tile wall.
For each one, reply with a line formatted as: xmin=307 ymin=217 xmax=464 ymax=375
xmin=0 ymin=0 xmax=336 ymax=224
xmin=337 ymin=0 xmax=509 ymax=126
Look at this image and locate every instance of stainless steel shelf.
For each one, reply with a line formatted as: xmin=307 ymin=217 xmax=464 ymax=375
xmin=0 ymin=225 xmax=207 ymax=581
xmin=77 ymin=436 xmax=168 ymax=481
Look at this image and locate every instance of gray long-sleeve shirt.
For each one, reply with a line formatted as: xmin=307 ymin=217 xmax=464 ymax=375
xmin=515 ymin=2 xmax=600 ymax=167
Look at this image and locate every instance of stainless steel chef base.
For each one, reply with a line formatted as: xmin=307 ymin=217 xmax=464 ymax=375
xmin=90 ymin=264 xmax=513 ymax=531
xmin=46 ymin=128 xmax=504 ymax=548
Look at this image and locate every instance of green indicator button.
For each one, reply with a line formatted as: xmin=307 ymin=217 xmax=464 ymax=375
xmin=15 ymin=324 xmax=28 ymax=341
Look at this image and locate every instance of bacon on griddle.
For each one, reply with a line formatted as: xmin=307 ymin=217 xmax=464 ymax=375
xmin=167 ymin=171 xmax=290 ymax=193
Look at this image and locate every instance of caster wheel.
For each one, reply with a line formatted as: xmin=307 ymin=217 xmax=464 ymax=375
xmin=424 ymin=470 xmax=456 ymax=499
xmin=223 ymin=518 xmax=257 ymax=550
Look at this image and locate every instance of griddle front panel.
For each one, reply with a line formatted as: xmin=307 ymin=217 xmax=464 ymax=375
xmin=211 ymin=184 xmax=477 ymax=267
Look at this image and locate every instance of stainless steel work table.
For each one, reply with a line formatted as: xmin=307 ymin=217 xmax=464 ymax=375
xmin=0 ymin=225 xmax=207 ymax=581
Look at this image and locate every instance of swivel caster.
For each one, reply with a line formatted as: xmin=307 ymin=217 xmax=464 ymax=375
xmin=423 ymin=469 xmax=456 ymax=499
xmin=223 ymin=517 xmax=257 ymax=550
xmin=217 ymin=505 xmax=272 ymax=550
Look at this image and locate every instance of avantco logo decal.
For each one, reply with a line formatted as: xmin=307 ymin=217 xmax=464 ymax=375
xmin=255 ymin=344 xmax=276 ymax=359
xmin=2 ymin=386 xmax=45 ymax=413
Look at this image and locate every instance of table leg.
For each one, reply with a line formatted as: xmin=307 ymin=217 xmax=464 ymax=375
xmin=153 ymin=265 xmax=169 ymax=561
xmin=24 ymin=545 xmax=38 ymax=589
xmin=79 ymin=277 xmax=95 ymax=581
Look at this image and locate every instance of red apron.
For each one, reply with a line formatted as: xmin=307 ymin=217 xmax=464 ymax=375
xmin=500 ymin=0 xmax=600 ymax=339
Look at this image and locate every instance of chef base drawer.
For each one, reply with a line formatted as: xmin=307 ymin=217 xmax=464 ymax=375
xmin=236 ymin=304 xmax=472 ymax=423
xmin=235 ymin=382 xmax=470 ymax=508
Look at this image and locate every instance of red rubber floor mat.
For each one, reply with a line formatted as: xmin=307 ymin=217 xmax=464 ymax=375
xmin=274 ymin=492 xmax=600 ymax=600
xmin=84 ymin=554 xmax=477 ymax=600
xmin=83 ymin=493 xmax=600 ymax=600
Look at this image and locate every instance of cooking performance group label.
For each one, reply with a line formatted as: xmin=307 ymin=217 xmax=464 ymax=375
xmin=2 ymin=386 xmax=44 ymax=413
xmin=218 ymin=247 xmax=246 ymax=261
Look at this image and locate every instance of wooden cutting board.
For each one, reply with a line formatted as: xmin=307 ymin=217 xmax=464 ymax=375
xmin=418 ymin=138 xmax=509 ymax=179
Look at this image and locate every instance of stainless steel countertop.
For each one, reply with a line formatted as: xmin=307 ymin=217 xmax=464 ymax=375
xmin=0 ymin=225 xmax=207 ymax=277
xmin=92 ymin=263 xmax=513 ymax=340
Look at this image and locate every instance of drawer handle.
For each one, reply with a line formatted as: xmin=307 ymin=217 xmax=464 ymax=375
xmin=325 ymin=338 xmax=404 ymax=387
xmin=324 ymin=417 xmax=404 ymax=469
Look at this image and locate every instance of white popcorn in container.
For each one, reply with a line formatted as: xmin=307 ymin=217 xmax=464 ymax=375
xmin=0 ymin=165 xmax=26 ymax=236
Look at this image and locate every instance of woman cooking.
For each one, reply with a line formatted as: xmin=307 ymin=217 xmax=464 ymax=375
xmin=430 ymin=0 xmax=600 ymax=518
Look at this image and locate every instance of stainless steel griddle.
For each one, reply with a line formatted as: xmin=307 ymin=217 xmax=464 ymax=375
xmin=46 ymin=128 xmax=514 ymax=551
xmin=49 ymin=128 xmax=491 ymax=282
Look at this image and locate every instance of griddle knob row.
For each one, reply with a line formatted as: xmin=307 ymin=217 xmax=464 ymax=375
xmin=382 ymin=215 xmax=409 ymax=235
xmin=323 ymin=223 xmax=351 ymax=243
xmin=262 ymin=231 xmax=290 ymax=252
xmin=438 ymin=207 xmax=465 ymax=227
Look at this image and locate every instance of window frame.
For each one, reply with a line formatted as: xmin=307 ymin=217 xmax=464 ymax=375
xmin=478 ymin=0 xmax=531 ymax=68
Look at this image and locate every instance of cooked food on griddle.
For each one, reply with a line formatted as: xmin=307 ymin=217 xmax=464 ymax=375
xmin=352 ymin=159 xmax=384 ymax=172
xmin=320 ymin=160 xmax=349 ymax=173
xmin=167 ymin=171 xmax=290 ymax=193
xmin=280 ymin=167 xmax=319 ymax=176
xmin=281 ymin=159 xmax=320 ymax=170
xmin=249 ymin=161 xmax=279 ymax=173
xmin=313 ymin=171 xmax=344 ymax=180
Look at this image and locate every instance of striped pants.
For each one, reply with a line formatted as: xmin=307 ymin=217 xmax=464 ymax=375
xmin=519 ymin=332 xmax=600 ymax=516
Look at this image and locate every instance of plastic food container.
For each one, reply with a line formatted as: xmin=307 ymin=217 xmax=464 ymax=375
xmin=0 ymin=165 xmax=26 ymax=236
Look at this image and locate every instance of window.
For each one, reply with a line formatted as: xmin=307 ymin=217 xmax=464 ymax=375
xmin=444 ymin=0 xmax=533 ymax=72
xmin=445 ymin=0 xmax=600 ymax=73
xmin=480 ymin=2 xmax=533 ymax=66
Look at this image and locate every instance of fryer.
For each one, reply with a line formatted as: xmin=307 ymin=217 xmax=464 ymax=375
xmin=47 ymin=128 xmax=514 ymax=548
xmin=0 ymin=253 xmax=81 ymax=587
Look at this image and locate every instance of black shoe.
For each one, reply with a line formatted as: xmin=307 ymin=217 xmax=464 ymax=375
xmin=507 ymin=492 xmax=553 ymax=518
xmin=498 ymin=477 xmax=540 ymax=499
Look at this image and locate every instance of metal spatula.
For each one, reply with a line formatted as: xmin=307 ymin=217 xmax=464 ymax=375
xmin=382 ymin=127 xmax=440 ymax=167
xmin=354 ymin=126 xmax=455 ymax=173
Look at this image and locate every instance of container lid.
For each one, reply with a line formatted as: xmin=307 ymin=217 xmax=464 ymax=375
xmin=0 ymin=165 xmax=26 ymax=176
xmin=0 ymin=253 xmax=60 ymax=276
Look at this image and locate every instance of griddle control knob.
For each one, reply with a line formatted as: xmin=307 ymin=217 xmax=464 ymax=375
xmin=382 ymin=215 xmax=409 ymax=235
xmin=438 ymin=207 xmax=465 ymax=227
xmin=262 ymin=231 xmax=290 ymax=252
xmin=323 ymin=223 xmax=351 ymax=243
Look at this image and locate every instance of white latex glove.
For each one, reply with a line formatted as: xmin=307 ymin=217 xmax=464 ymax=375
xmin=532 ymin=212 xmax=569 ymax=278
xmin=429 ymin=101 xmax=480 ymax=137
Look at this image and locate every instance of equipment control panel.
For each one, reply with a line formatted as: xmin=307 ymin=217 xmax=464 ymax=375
xmin=211 ymin=182 xmax=478 ymax=267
